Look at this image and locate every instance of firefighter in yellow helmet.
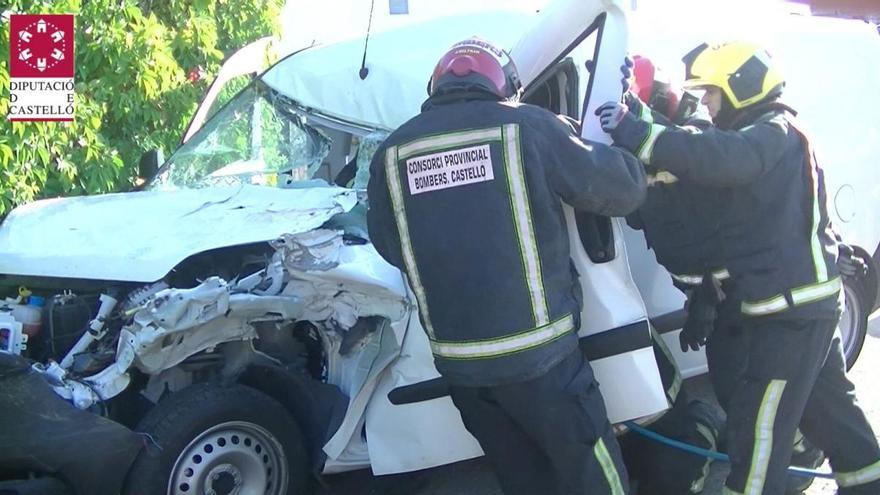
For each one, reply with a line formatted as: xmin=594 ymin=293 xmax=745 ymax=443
xmin=596 ymin=42 xmax=880 ymax=494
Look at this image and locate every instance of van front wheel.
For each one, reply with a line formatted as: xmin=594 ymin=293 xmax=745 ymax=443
xmin=123 ymin=384 xmax=310 ymax=495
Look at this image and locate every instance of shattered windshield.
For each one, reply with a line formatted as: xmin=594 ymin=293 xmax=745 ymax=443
xmin=149 ymin=80 xmax=332 ymax=190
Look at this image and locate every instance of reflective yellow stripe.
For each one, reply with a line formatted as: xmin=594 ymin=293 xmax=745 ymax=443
xmin=398 ymin=127 xmax=502 ymax=160
xmin=835 ymin=459 xmax=880 ymax=487
xmin=668 ymin=370 xmax=682 ymax=405
xmin=594 ymin=437 xmax=626 ymax=495
xmin=637 ymin=123 xmax=667 ymax=164
xmin=671 ymin=268 xmax=730 ymax=286
xmin=745 ymin=379 xmax=787 ymax=495
xmin=792 ymin=275 xmax=841 ymax=305
xmin=430 ymin=314 xmax=574 ymax=359
xmin=503 ymin=124 xmax=549 ymax=326
xmin=741 ymin=294 xmax=789 ymax=316
xmin=384 ymin=146 xmax=435 ymax=338
xmin=647 ymin=170 xmax=679 ymax=185
xmin=696 ymin=423 xmax=718 ymax=451
xmin=650 ymin=326 xmax=680 ymax=403
xmin=637 ymin=102 xmax=654 ymax=124
xmin=691 ymin=423 xmax=717 ymax=493
xmin=792 ymin=429 xmax=807 ymax=454
xmin=741 ymin=277 xmax=841 ymax=316
xmin=672 ymin=273 xmax=705 ymax=285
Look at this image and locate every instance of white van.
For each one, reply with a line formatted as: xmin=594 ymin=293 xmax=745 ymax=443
xmin=1 ymin=1 xmax=878 ymax=493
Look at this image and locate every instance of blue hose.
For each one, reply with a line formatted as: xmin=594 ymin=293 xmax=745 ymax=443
xmin=623 ymin=421 xmax=835 ymax=480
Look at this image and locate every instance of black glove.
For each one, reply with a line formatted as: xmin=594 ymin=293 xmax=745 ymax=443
xmin=679 ymin=275 xmax=725 ymax=352
xmin=680 ymin=293 xmax=716 ymax=352
xmin=624 ymin=91 xmax=648 ymax=120
xmin=620 ymin=56 xmax=634 ymax=93
xmin=837 ymin=243 xmax=868 ymax=278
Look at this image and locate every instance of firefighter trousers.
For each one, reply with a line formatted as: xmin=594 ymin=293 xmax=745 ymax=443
xmin=705 ymin=297 xmax=745 ymax=412
xmin=708 ymin=309 xmax=825 ymax=493
xmin=448 ymin=350 xmax=629 ymax=495
xmin=719 ymin=315 xmax=880 ymax=495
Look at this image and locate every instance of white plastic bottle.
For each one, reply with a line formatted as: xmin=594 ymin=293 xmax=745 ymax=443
xmin=12 ymin=296 xmax=44 ymax=338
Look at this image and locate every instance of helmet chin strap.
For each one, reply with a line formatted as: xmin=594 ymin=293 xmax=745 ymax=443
xmin=723 ymin=97 xmax=795 ymax=130
xmin=428 ymin=86 xmax=503 ymax=103
xmin=421 ymin=87 xmax=504 ymax=112
xmin=431 ymin=72 xmax=507 ymax=100
xmin=714 ymin=93 xmax=737 ymax=129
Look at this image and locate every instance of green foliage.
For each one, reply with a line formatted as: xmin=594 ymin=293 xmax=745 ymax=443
xmin=0 ymin=0 xmax=282 ymax=216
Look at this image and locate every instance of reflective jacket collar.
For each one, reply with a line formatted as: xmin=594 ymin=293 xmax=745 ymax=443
xmin=727 ymin=101 xmax=798 ymax=130
xmin=421 ymin=90 xmax=501 ymax=113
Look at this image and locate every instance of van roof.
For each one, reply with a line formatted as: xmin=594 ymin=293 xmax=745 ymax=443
xmin=261 ymin=10 xmax=535 ymax=131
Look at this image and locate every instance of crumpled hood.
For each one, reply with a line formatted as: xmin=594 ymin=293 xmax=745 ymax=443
xmin=0 ymin=185 xmax=358 ymax=282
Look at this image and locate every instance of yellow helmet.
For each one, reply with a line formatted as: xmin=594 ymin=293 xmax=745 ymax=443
xmin=681 ymin=42 xmax=785 ymax=109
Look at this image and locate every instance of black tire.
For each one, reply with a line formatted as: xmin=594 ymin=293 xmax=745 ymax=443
xmin=123 ymin=383 xmax=311 ymax=495
xmin=841 ymin=278 xmax=868 ymax=370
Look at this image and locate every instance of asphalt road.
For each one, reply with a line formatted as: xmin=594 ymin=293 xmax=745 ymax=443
xmin=319 ymin=330 xmax=880 ymax=494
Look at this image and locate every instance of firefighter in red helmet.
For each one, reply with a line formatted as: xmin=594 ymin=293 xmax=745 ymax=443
xmin=367 ymin=37 xmax=644 ymax=494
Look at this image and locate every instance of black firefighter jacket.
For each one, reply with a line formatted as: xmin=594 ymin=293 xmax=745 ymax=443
xmin=367 ymin=93 xmax=646 ymax=386
xmin=618 ymin=102 xmax=841 ymax=321
xmin=623 ymin=96 xmax=732 ymax=290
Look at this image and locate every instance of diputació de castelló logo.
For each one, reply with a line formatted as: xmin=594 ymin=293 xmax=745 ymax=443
xmin=8 ymin=14 xmax=76 ymax=122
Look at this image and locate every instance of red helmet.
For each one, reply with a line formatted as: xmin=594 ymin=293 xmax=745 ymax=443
xmin=631 ymin=55 xmax=656 ymax=104
xmin=429 ymin=38 xmax=522 ymax=100
xmin=631 ymin=55 xmax=698 ymax=124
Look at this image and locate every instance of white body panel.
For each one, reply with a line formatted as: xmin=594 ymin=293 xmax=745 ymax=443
xmin=279 ymin=0 xmax=544 ymax=55
xmin=363 ymin=313 xmax=484 ymax=475
xmin=621 ymin=224 xmax=709 ymax=377
xmin=552 ymin=3 xmax=667 ymax=419
xmin=307 ymin=244 xmax=483 ymax=474
xmin=0 ymin=186 xmax=357 ymax=282
xmin=263 ymin=11 xmax=534 ymax=131
xmin=589 ymin=347 xmax=668 ymax=420
xmin=568 ymin=212 xmax=667 ymax=419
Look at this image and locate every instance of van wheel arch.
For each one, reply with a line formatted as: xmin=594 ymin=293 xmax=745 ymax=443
xmin=237 ymin=365 xmax=348 ymax=472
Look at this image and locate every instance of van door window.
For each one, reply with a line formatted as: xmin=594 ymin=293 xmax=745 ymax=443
xmin=521 ymin=28 xmax=616 ymax=264
xmin=522 ymin=59 xmax=579 ymax=118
